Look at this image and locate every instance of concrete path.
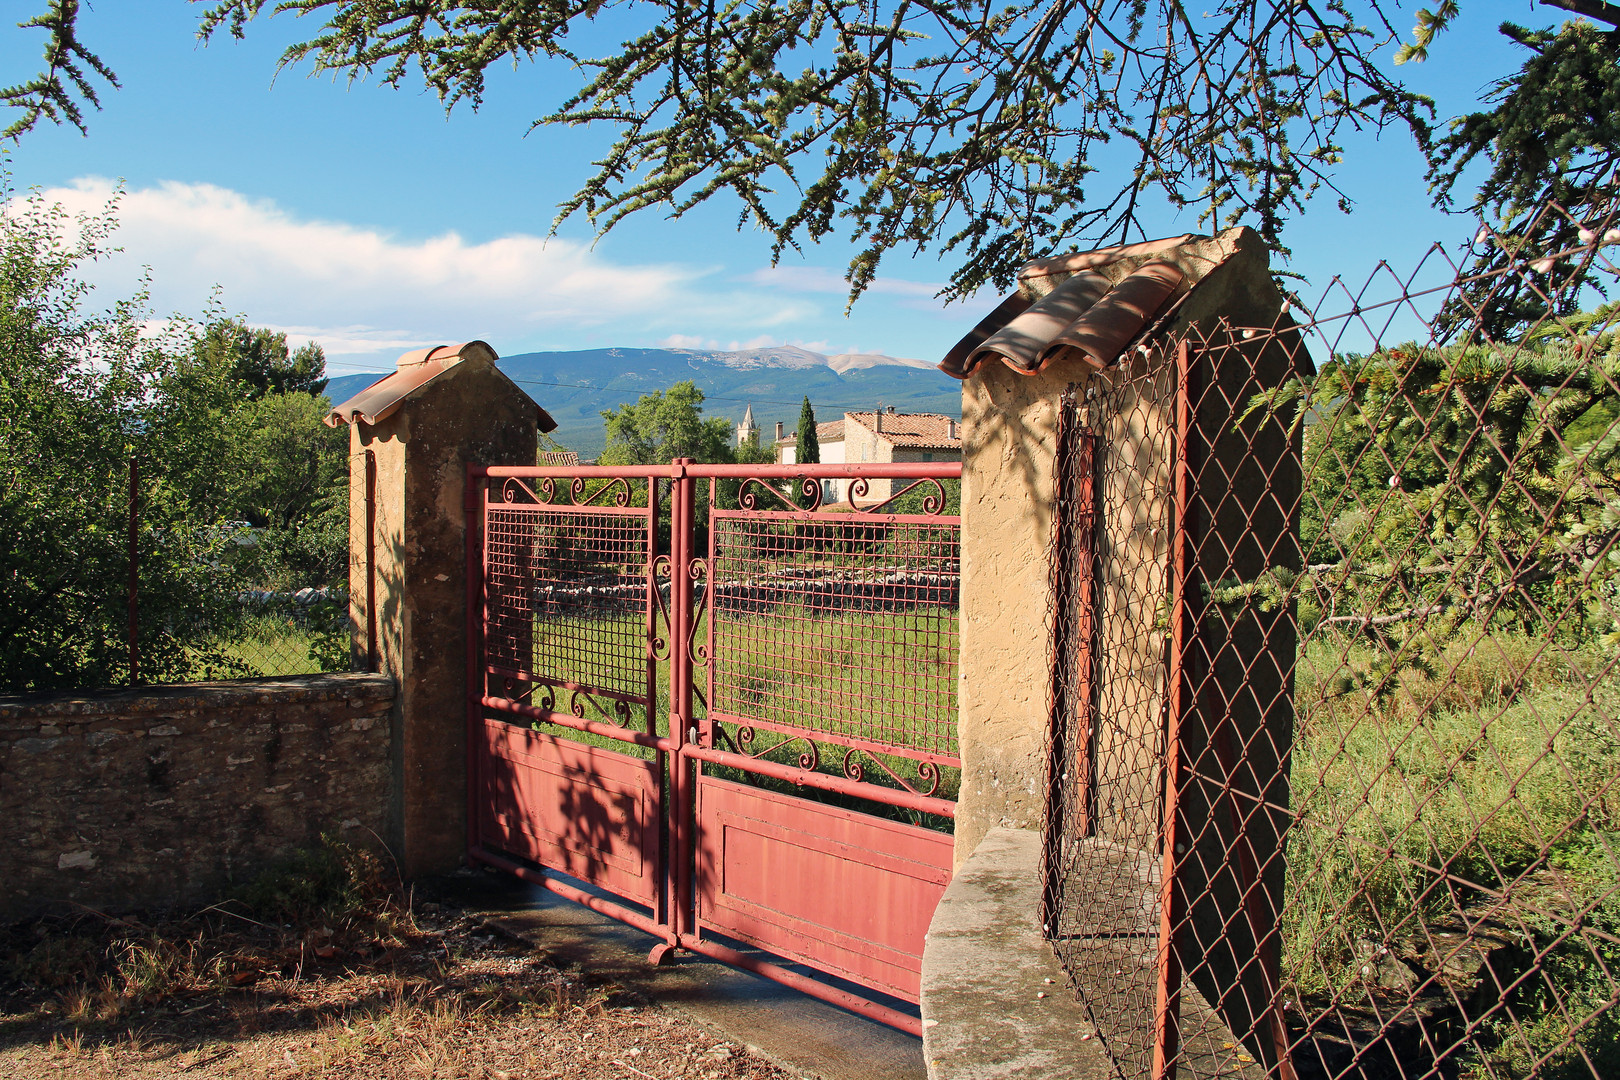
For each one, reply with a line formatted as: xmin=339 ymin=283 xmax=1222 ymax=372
xmin=435 ymin=869 xmax=928 ymax=1080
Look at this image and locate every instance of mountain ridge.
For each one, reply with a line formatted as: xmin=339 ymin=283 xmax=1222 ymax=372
xmin=324 ymin=344 xmax=960 ymax=459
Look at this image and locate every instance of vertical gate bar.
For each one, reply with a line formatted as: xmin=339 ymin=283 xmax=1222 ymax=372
xmin=127 ymin=456 xmax=139 ymax=686
xmin=464 ymin=464 xmax=486 ymax=859
xmin=669 ymin=459 xmax=695 ymax=944
xmin=366 ymin=448 xmax=378 ymax=672
xmin=646 ymin=474 xmax=667 ymax=930
xmin=702 ymin=477 xmax=718 ymax=750
xmin=1153 ymin=340 xmax=1195 ymax=1080
xmin=646 ymin=477 xmax=661 ymax=733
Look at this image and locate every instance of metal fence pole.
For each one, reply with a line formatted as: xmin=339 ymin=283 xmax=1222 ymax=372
xmin=127 ymin=457 xmax=139 ymax=686
xmin=1152 ymin=340 xmax=1196 ymax=1080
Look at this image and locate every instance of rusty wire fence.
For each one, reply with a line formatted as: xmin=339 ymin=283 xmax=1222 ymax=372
xmin=1044 ymin=202 xmax=1620 ymax=1080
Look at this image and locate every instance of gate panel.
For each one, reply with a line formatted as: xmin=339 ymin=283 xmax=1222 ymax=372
xmin=469 ymin=460 xmax=962 ymax=1032
xmin=469 ymin=466 xmax=668 ymax=935
xmin=696 ymin=776 xmax=954 ymax=1001
xmin=480 ymin=722 xmax=661 ymax=906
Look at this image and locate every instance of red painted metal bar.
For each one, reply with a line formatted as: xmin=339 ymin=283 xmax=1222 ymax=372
xmin=679 ymin=935 xmax=924 ymax=1037
xmin=702 ymin=712 xmax=962 ymax=769
xmin=466 ymin=464 xmax=486 ymax=858
xmin=127 ymin=457 xmax=139 ymax=686
xmin=1153 ymin=340 xmax=1195 ymax=1080
xmin=669 ymin=459 xmax=697 ymax=945
xmin=681 ymin=744 xmax=957 ymax=818
xmin=646 ymin=474 xmax=666 ymax=930
xmin=1073 ymin=434 xmax=1099 ymax=836
xmin=485 ymin=669 xmax=650 ymax=709
xmin=478 ymin=461 xmax=959 ymax=480
xmin=481 ymin=463 xmax=676 ymax=478
xmin=470 ymin=846 xmax=674 ymax=945
xmin=685 ymin=462 xmax=960 ymax=479
xmin=366 ymin=449 xmax=378 ymax=671
xmin=481 ymin=696 xmax=675 ymax=753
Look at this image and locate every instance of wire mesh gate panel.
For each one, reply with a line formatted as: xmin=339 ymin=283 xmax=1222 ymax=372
xmin=1044 ymin=208 xmax=1620 ymax=1080
xmin=694 ymin=472 xmax=960 ymax=1002
xmin=472 ymin=472 xmax=666 ymax=915
xmin=468 ymin=460 xmax=962 ymax=1033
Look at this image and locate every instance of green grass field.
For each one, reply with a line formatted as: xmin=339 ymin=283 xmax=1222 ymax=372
xmin=508 ymin=603 xmax=962 ymax=825
xmin=1285 ymin=631 xmax=1620 ymax=1078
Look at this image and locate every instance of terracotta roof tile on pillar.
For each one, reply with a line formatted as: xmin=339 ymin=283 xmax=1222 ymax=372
xmin=325 ymin=340 xmax=558 ymax=433
xmin=938 ymin=232 xmax=1238 ymax=380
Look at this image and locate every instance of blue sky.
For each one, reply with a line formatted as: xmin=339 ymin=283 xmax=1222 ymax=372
xmin=0 ymin=2 xmax=1557 ymax=378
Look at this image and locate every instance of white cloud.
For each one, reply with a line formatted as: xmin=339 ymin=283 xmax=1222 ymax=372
xmin=32 ymin=177 xmax=822 ymax=368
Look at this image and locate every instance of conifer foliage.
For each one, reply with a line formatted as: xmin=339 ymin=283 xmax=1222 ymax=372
xmin=795 ymin=396 xmax=819 ymax=466
xmin=195 ymin=0 xmax=1432 ymax=300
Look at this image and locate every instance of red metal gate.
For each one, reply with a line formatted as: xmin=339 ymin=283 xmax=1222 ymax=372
xmin=465 ymin=459 xmax=961 ymax=1033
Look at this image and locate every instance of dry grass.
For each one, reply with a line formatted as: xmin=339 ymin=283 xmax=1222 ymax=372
xmin=0 ymin=853 xmax=792 ymax=1080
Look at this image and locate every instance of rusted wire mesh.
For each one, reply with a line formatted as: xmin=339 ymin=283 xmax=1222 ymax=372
xmin=1043 ymin=361 xmax=1181 ymax=1077
xmin=482 ymin=477 xmax=655 ymax=726
xmin=705 ymin=479 xmax=962 ymax=781
xmin=1044 ymin=200 xmax=1620 ymax=1080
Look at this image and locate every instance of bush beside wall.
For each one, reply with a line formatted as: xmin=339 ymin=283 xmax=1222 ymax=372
xmin=0 ymin=673 xmax=393 ymax=923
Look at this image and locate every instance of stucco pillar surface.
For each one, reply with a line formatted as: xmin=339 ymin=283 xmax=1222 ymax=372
xmin=347 ymin=355 xmax=538 ymax=878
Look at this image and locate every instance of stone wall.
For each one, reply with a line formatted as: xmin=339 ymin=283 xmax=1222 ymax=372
xmin=0 ymin=673 xmax=394 ymax=923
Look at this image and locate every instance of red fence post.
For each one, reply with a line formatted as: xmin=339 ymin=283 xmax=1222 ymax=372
xmin=668 ymin=459 xmax=696 ymax=947
xmin=127 ymin=457 xmax=139 ymax=686
xmin=366 ymin=448 xmax=378 ymax=672
xmin=1153 ymin=340 xmax=1196 ymax=1080
xmin=465 ymin=463 xmax=485 ymax=860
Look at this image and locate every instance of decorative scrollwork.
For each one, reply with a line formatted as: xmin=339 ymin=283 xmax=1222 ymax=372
xmin=501 ymin=676 xmax=539 ymax=707
xmin=564 ymin=687 xmax=637 ymax=727
xmin=649 ymin=555 xmax=674 ymax=661
xmin=502 ymin=477 xmax=545 ymax=505
xmin=570 ymin=475 xmax=634 ymax=507
xmin=848 ymin=476 xmax=870 ymax=506
xmin=687 ymin=558 xmax=711 ymax=666
xmin=737 ymin=476 xmax=821 ymax=513
xmin=735 ymin=727 xmax=819 ymax=769
xmin=853 ymin=477 xmax=949 ymax=516
xmin=840 ymin=745 xmax=943 ymax=796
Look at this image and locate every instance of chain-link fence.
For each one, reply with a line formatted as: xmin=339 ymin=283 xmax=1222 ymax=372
xmin=1044 ymin=202 xmax=1620 ymax=1080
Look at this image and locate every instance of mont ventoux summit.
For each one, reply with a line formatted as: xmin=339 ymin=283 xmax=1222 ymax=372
xmin=324 ymin=344 xmax=963 ymax=459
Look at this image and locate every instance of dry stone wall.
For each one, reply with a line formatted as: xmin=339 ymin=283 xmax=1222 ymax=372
xmin=0 ymin=673 xmax=394 ymax=922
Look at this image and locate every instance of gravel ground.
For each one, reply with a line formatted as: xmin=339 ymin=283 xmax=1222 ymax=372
xmin=0 ymin=873 xmax=795 ymax=1080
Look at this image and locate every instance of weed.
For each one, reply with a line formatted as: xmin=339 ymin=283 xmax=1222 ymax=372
xmin=237 ymin=833 xmax=389 ymax=924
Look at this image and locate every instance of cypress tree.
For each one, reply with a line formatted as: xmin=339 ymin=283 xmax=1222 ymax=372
xmin=795 ymin=396 xmax=820 ymax=465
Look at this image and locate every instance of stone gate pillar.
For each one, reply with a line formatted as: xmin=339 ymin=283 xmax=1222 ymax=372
xmin=327 ymin=342 xmax=549 ymax=877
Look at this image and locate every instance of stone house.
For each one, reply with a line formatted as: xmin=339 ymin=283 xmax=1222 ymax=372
xmin=773 ymin=408 xmax=962 ymax=504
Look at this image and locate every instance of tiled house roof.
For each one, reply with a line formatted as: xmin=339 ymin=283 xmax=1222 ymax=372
xmin=845 ymin=411 xmax=961 ymax=450
xmin=774 ymin=418 xmax=846 ymax=446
